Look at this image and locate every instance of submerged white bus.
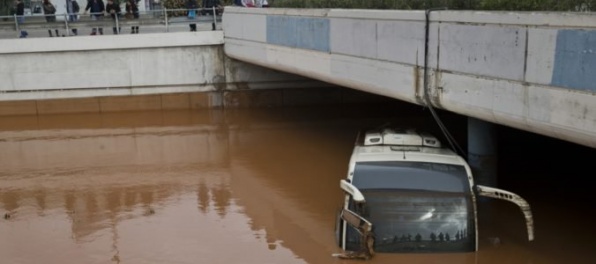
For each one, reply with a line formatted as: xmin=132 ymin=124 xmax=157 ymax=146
xmin=334 ymin=128 xmax=534 ymax=259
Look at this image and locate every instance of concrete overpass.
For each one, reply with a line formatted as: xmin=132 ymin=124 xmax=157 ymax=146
xmin=221 ymin=7 xmax=596 ymax=148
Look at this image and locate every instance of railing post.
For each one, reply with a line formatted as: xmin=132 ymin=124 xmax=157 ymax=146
xmin=115 ymin=12 xmax=120 ymax=34
xmin=212 ymin=6 xmax=216 ymax=31
xmin=64 ymin=13 xmax=70 ymax=35
xmin=14 ymin=14 xmax=19 ymax=38
xmin=164 ymin=8 xmax=169 ymax=32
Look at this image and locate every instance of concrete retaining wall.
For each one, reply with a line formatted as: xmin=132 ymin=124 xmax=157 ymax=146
xmin=0 ymin=31 xmax=330 ymax=102
xmin=0 ymin=30 xmax=352 ymax=115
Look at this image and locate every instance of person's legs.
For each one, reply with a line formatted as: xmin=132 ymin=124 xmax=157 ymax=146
xmin=91 ymin=16 xmax=98 ymax=35
xmin=48 ymin=29 xmax=53 ymax=37
xmin=70 ymin=16 xmax=78 ymax=35
xmin=17 ymin=17 xmax=27 ymax=38
xmin=68 ymin=15 xmax=76 ymax=35
xmin=96 ymin=16 xmax=103 ymax=35
xmin=133 ymin=13 xmax=140 ymax=34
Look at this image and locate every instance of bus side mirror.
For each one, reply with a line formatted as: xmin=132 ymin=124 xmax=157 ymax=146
xmin=476 ymin=185 xmax=534 ymax=241
xmin=340 ymin=179 xmax=365 ymax=203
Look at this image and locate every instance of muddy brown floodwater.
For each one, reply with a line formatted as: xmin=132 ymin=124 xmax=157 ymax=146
xmin=1 ymin=104 xmax=595 ymax=264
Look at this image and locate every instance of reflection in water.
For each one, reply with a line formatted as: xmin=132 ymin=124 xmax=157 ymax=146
xmin=0 ymin=106 xmax=595 ymax=264
xmin=2 ymin=191 xmax=19 ymax=214
xmin=197 ymin=181 xmax=210 ymax=214
xmin=212 ymin=183 xmax=232 ymax=218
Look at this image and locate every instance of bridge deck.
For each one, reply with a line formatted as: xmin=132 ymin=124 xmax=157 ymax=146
xmin=221 ymin=7 xmax=596 ymax=148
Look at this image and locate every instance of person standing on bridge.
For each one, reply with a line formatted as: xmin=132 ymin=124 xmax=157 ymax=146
xmin=106 ymin=0 xmax=121 ymax=34
xmin=125 ymin=0 xmax=140 ymax=34
xmin=42 ymin=0 xmax=60 ymax=37
xmin=186 ymin=0 xmax=197 ymax=32
xmin=15 ymin=0 xmax=28 ymax=38
xmin=202 ymin=0 xmax=221 ymax=31
xmin=84 ymin=0 xmax=105 ymax=35
xmin=66 ymin=0 xmax=80 ymax=35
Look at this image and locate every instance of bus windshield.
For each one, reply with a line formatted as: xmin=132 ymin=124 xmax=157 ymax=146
xmin=345 ymin=161 xmax=475 ymax=253
xmin=346 ymin=190 xmax=475 ymax=253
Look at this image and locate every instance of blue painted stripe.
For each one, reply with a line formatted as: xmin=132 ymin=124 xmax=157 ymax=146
xmin=552 ymin=30 xmax=596 ymax=92
xmin=266 ymin=16 xmax=330 ymax=52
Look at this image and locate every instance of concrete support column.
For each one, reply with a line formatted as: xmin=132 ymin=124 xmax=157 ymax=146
xmin=468 ymin=117 xmax=498 ymax=188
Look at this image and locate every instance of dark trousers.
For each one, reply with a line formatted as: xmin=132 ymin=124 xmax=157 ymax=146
xmin=48 ymin=29 xmax=60 ymax=37
xmin=91 ymin=28 xmax=104 ymax=35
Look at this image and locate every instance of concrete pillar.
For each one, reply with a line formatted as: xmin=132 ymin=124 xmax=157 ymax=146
xmin=468 ymin=117 xmax=498 ymax=188
xmin=468 ymin=117 xmax=498 ymax=223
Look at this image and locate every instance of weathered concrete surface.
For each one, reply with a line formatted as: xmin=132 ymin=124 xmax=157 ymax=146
xmin=222 ymin=7 xmax=596 ymax=148
xmin=0 ymin=31 xmax=329 ymax=102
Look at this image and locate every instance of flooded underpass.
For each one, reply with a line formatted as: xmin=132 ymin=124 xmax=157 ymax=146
xmin=1 ymin=101 xmax=595 ymax=264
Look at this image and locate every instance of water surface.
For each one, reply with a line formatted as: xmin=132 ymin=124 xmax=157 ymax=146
xmin=1 ymin=106 xmax=594 ymax=264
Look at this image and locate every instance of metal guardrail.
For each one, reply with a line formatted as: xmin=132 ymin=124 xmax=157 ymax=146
xmin=0 ymin=7 xmax=222 ymax=38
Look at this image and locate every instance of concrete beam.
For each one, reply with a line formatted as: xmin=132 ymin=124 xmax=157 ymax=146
xmin=222 ymin=7 xmax=596 ymax=148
